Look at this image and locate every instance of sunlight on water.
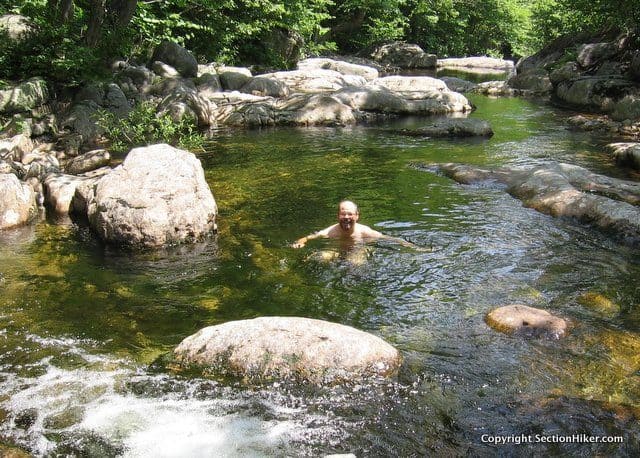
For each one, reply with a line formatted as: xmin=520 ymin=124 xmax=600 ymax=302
xmin=1 ymin=96 xmax=639 ymax=455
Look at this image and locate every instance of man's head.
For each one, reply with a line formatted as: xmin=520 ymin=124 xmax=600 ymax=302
xmin=337 ymin=200 xmax=359 ymax=233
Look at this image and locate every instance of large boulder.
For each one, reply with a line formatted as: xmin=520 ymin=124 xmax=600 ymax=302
xmin=438 ymin=56 xmax=515 ymax=72
xmin=75 ymin=82 xmax=131 ymax=118
xmin=0 ymin=14 xmax=34 ymax=41
xmin=173 ymin=316 xmax=402 ymax=383
xmin=114 ymin=63 xmax=156 ymax=100
xmin=240 ymin=76 xmax=290 ymax=98
xmin=277 ymin=94 xmax=356 ymax=126
xmin=0 ymin=134 xmax=34 ymax=162
xmin=371 ymin=75 xmax=447 ymax=93
xmin=84 ymin=144 xmax=217 ymax=248
xmin=555 ymin=77 xmax=633 ymax=110
xmin=507 ymin=69 xmax=552 ymax=94
xmin=0 ymin=174 xmax=37 ymax=229
xmin=611 ymin=94 xmax=640 ymax=121
xmin=297 ymin=57 xmax=379 ymax=81
xmin=156 ymin=86 xmax=217 ymax=127
xmin=485 ymin=304 xmax=567 ymax=339
xmin=0 ymin=78 xmax=49 ymax=115
xmin=577 ymin=42 xmax=618 ymax=68
xmin=440 ymin=77 xmax=477 ymax=93
xmin=262 ymin=69 xmax=366 ymax=93
xmin=151 ymin=41 xmax=198 ymax=78
xmin=369 ymin=42 xmax=436 ymax=68
xmin=217 ymin=67 xmax=253 ymax=91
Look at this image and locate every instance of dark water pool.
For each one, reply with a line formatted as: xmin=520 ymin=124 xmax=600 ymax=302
xmin=1 ymin=94 xmax=639 ymax=456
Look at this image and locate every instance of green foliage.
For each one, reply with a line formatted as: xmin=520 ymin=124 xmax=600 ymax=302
xmin=95 ymin=102 xmax=205 ymax=154
xmin=530 ymin=0 xmax=640 ymax=46
xmin=402 ymin=0 xmax=535 ymax=58
xmin=326 ymin=0 xmax=407 ymax=52
xmin=0 ymin=1 xmax=134 ymax=85
xmin=1 ymin=0 xmax=637 ymax=86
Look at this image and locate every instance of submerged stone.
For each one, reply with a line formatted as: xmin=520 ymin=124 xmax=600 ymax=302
xmin=391 ymin=118 xmax=493 ymax=138
xmin=432 ymin=162 xmax=640 ymax=245
xmin=485 ymin=304 xmax=567 ymax=339
xmin=173 ymin=316 xmax=402 ymax=383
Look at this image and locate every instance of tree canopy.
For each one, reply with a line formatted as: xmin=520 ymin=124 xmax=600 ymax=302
xmin=0 ymin=0 xmax=637 ymax=83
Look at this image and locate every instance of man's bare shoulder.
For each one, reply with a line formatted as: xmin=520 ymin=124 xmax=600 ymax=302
xmin=356 ymin=223 xmax=384 ymax=238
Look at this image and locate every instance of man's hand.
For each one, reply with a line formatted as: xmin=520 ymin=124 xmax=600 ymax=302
xmin=291 ymin=238 xmax=307 ymax=248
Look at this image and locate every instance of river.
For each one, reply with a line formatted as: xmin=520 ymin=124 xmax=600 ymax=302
xmin=1 ymin=90 xmax=639 ymax=456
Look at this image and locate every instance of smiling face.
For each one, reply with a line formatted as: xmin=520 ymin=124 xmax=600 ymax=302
xmin=337 ymin=201 xmax=359 ymax=233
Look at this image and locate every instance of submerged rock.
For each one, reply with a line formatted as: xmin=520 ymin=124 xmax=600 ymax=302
xmin=430 ymin=162 xmax=640 ymax=244
xmin=390 ymin=118 xmax=493 ymax=138
xmin=440 ymin=77 xmax=477 ymax=93
xmin=173 ymin=316 xmax=402 ymax=383
xmin=83 ymin=143 xmax=217 ymax=249
xmin=485 ymin=304 xmax=567 ymax=339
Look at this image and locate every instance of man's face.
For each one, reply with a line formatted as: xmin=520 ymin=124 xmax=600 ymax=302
xmin=338 ymin=203 xmax=359 ymax=232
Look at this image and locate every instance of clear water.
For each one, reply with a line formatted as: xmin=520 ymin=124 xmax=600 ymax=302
xmin=1 ymin=93 xmax=639 ymax=456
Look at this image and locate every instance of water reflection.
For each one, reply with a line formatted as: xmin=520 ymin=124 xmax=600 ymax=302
xmin=0 ymin=96 xmax=639 ymax=455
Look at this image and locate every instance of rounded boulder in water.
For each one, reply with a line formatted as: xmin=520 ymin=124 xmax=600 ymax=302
xmin=173 ymin=316 xmax=402 ymax=383
xmin=485 ymin=304 xmax=567 ymax=339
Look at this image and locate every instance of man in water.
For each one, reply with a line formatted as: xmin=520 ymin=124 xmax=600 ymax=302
xmin=292 ymin=200 xmax=412 ymax=248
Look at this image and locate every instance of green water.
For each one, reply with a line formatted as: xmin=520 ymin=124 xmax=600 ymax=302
xmin=1 ymin=94 xmax=639 ymax=456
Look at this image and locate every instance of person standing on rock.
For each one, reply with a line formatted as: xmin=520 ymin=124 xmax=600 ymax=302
xmin=292 ymin=200 xmax=416 ymax=248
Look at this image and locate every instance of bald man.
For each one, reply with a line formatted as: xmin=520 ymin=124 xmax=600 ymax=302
xmin=292 ymin=200 xmax=409 ymax=248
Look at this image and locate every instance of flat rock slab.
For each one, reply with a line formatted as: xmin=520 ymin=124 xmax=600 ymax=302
xmin=485 ymin=304 xmax=567 ymax=339
xmin=392 ymin=118 xmax=493 ymax=138
xmin=173 ymin=316 xmax=402 ymax=383
xmin=429 ymin=162 xmax=640 ymax=245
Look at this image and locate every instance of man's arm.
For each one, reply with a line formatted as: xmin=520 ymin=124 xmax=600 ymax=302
xmin=291 ymin=226 xmax=332 ymax=248
xmin=362 ymin=225 xmax=430 ymax=250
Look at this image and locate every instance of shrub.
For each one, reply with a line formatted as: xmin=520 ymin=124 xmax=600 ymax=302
xmin=95 ymin=102 xmax=205 ymax=154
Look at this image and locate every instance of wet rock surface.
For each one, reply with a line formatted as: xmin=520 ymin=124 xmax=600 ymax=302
xmin=425 ymin=161 xmax=640 ymax=244
xmin=173 ymin=316 xmax=402 ymax=383
xmin=606 ymin=142 xmax=640 ymax=169
xmin=485 ymin=304 xmax=567 ymax=339
xmin=389 ymin=118 xmax=493 ymax=138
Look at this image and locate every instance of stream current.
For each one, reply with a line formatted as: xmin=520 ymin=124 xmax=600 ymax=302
xmin=1 ymin=91 xmax=639 ymax=456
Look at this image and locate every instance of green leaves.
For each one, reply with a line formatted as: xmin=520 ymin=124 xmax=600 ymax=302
xmin=95 ymin=102 xmax=205 ymax=155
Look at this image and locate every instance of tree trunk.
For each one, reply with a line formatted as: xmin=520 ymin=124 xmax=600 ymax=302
xmin=85 ymin=0 xmax=106 ymax=47
xmin=48 ymin=0 xmax=74 ymax=22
